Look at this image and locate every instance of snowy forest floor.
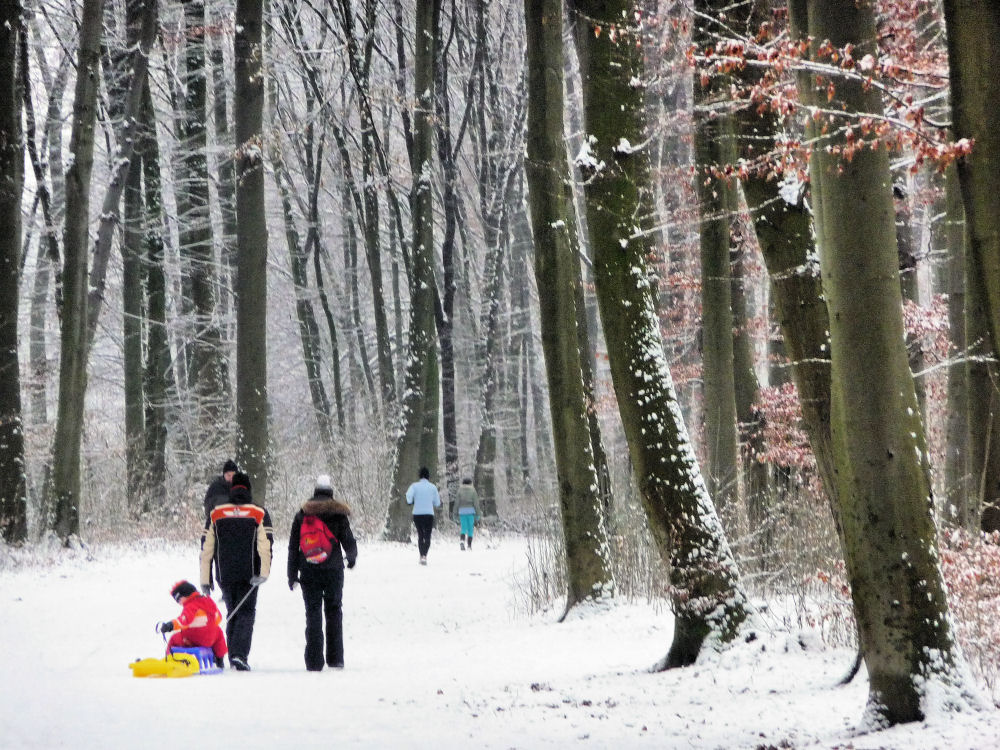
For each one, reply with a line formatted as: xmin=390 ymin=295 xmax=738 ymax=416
xmin=1 ymin=531 xmax=998 ymax=749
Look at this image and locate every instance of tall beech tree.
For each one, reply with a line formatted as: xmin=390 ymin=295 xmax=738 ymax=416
xmin=943 ymin=1 xmax=1000 ymax=363
xmin=234 ymin=0 xmax=271 ymax=500
xmin=177 ymin=0 xmax=228 ymax=433
xmin=693 ymin=0 xmax=740 ymax=513
xmin=49 ymin=0 xmax=105 ymax=540
xmin=0 ymin=0 xmax=28 ymax=543
xmin=793 ymin=0 xmax=972 ymax=724
xmin=524 ymin=0 xmax=613 ymax=611
xmin=566 ymin=0 xmax=749 ymax=667
xmin=385 ymin=0 xmax=443 ymax=541
xmin=942 ymin=0 xmax=1000 ymax=529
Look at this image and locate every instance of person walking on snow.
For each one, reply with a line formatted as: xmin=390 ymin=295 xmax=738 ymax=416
xmin=200 ymin=471 xmax=273 ymax=671
xmin=203 ymin=459 xmax=238 ymax=523
xmin=452 ymin=477 xmax=482 ymax=550
xmin=406 ymin=466 xmax=441 ymax=565
xmin=157 ymin=580 xmax=228 ymax=668
xmin=287 ymin=474 xmax=358 ymax=671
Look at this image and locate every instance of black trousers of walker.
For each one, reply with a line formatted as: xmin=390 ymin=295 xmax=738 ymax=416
xmin=221 ymin=579 xmax=259 ymax=662
xmin=413 ymin=513 xmax=435 ymax=557
xmin=301 ymin=567 xmax=345 ymax=670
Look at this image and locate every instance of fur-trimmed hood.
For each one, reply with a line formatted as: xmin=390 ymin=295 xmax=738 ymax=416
xmin=301 ymin=496 xmax=351 ymax=516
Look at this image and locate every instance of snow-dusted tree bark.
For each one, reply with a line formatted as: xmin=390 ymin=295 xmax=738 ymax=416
xmin=385 ymin=0 xmax=443 ymax=541
xmin=112 ymin=0 xmax=148 ymax=516
xmin=796 ymin=0 xmax=972 ymax=725
xmin=433 ymin=0 xmax=473 ymax=512
xmin=734 ymin=0 xmax=839 ymax=522
xmin=49 ymin=0 xmax=105 ymax=540
xmin=566 ymin=0 xmax=749 ymax=667
xmin=0 ymin=0 xmax=28 ymax=543
xmin=471 ymin=232 xmax=505 ymax=516
xmin=234 ymin=0 xmax=271 ymax=500
xmin=524 ymin=0 xmax=613 ymax=611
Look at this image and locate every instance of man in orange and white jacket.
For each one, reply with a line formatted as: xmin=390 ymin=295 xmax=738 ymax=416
xmin=199 ymin=471 xmax=273 ymax=671
xmin=158 ymin=580 xmax=228 ymax=668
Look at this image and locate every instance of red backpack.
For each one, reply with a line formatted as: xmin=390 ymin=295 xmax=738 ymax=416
xmin=299 ymin=515 xmax=337 ymax=564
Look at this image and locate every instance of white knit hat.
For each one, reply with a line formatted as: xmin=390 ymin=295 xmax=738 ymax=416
xmin=314 ymin=474 xmax=333 ymax=496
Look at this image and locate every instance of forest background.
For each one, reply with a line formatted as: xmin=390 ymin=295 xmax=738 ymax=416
xmin=2 ymin=0 xmax=1000 ymax=732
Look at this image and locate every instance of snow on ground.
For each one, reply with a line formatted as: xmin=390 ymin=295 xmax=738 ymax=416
xmin=1 ymin=532 xmax=998 ymax=749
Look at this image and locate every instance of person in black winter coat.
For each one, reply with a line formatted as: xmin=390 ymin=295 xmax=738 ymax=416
xmin=203 ymin=459 xmax=238 ymax=522
xmin=200 ymin=471 xmax=273 ymax=671
xmin=287 ymin=474 xmax=358 ymax=671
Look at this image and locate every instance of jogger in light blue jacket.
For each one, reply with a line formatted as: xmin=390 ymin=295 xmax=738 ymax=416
xmin=406 ymin=467 xmax=441 ymax=564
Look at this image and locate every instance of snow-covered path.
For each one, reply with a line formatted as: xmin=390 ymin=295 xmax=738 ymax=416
xmin=1 ymin=533 xmax=997 ymax=749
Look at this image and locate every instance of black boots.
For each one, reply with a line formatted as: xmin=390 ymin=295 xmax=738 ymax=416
xmin=460 ymin=534 xmax=466 ymax=550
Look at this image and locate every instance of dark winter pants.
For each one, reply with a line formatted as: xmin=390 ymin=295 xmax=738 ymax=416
xmin=413 ymin=514 xmax=435 ymax=557
xmin=301 ymin=568 xmax=345 ymax=670
xmin=221 ymin=580 xmax=259 ymax=662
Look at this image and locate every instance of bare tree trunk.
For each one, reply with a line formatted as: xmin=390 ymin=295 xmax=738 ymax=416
xmin=49 ymin=0 xmax=105 ymax=540
xmin=179 ymin=0 xmax=227 ymax=433
xmin=313 ymin=240 xmax=346 ymax=433
xmin=25 ymin=46 xmax=70 ymax=430
xmin=210 ymin=9 xmax=237 ymax=338
xmin=734 ymin=0 xmax=839 ymax=526
xmin=798 ymin=0 xmax=971 ymax=724
xmin=524 ymin=0 xmax=613 ymax=610
xmin=0 ymin=0 xmax=28 ymax=543
xmin=336 ymin=0 xmax=396 ymax=408
xmin=943 ymin=164 xmax=970 ymax=526
xmin=567 ymin=0 xmax=749 ymax=667
xmin=83 ymin=0 xmax=158 ymax=351
xmin=122 ymin=152 xmax=146 ymax=515
xmin=472 ymin=233 xmax=505 ymax=517
xmin=966 ymin=242 xmax=1000 ymax=531
xmin=385 ymin=0 xmax=443 ymax=541
xmin=691 ymin=6 xmax=740 ymax=512
xmin=273 ymin=158 xmax=335 ymax=448
xmin=731 ymin=233 xmax=770 ymax=547
xmin=234 ymin=0 xmax=270 ymax=500
xmin=943 ymin=1 xmax=1000 ymax=359
xmin=140 ymin=83 xmax=168 ymax=503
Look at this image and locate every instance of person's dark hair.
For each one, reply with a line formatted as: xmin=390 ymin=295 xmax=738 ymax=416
xmin=171 ymin=580 xmax=197 ymax=602
xmin=229 ymin=472 xmax=252 ymax=504
xmin=462 ymin=477 xmax=473 ymax=485
xmin=418 ymin=466 xmax=430 ymax=480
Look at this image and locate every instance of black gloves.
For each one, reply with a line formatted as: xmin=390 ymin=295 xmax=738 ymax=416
xmin=289 ymin=579 xmax=298 ymax=591
xmin=347 ymin=559 xmax=356 ymax=569
xmin=158 ymin=621 xmax=175 ymax=633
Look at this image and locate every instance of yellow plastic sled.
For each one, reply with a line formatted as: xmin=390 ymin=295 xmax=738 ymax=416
xmin=129 ymin=653 xmax=201 ymax=678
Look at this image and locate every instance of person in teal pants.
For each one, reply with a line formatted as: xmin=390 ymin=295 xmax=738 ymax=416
xmin=452 ymin=477 xmax=482 ymax=550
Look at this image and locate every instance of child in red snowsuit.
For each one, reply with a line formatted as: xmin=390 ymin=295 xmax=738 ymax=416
xmin=158 ymin=581 xmax=228 ymax=667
